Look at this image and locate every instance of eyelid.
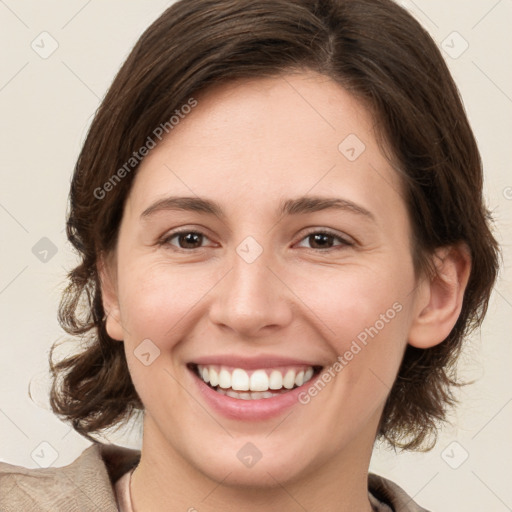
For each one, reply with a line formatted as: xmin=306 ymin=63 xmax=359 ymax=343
xmin=296 ymin=227 xmax=355 ymax=248
xmin=159 ymin=226 xmax=355 ymax=250
xmin=159 ymin=227 xmax=216 ymax=248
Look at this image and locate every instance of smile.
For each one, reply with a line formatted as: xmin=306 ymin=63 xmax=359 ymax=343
xmin=188 ymin=363 xmax=323 ymax=400
xmin=186 ymin=354 xmax=325 ymax=420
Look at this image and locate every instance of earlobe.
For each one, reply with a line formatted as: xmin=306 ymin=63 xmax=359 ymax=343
xmin=408 ymin=243 xmax=472 ymax=349
xmin=97 ymin=254 xmax=124 ymax=342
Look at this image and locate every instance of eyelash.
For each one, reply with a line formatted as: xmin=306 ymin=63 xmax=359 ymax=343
xmin=159 ymin=228 xmax=354 ymax=252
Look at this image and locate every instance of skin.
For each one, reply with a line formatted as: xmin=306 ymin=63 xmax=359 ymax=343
xmin=100 ymin=70 xmax=471 ymax=512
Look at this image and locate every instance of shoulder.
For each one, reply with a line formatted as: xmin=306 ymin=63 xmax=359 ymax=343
xmin=369 ymin=473 xmax=432 ymax=512
xmin=0 ymin=443 xmax=140 ymax=512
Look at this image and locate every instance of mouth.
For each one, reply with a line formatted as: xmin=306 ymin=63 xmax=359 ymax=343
xmin=187 ymin=363 xmax=323 ymax=400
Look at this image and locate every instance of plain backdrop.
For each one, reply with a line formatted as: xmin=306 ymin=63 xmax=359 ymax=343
xmin=0 ymin=1 xmax=511 ymax=510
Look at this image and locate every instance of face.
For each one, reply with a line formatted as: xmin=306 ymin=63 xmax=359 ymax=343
xmin=103 ymin=70 xmax=425 ymax=487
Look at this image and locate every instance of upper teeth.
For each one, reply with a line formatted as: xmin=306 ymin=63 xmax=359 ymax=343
xmin=197 ymin=365 xmax=315 ymax=391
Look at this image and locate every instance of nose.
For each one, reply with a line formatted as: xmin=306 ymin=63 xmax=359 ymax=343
xmin=208 ymin=247 xmax=293 ymax=337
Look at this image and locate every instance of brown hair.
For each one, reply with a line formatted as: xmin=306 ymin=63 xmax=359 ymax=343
xmin=49 ymin=0 xmax=500 ymax=450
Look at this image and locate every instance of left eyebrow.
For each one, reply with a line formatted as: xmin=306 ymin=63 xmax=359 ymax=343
xmin=279 ymin=195 xmax=376 ymax=222
xmin=140 ymin=195 xmax=376 ymax=222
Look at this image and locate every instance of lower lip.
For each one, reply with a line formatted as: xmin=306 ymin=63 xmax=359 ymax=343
xmin=189 ymin=367 xmax=321 ymax=421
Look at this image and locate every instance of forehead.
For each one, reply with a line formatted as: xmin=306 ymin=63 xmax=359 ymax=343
xmin=127 ymin=70 xmax=406 ymax=224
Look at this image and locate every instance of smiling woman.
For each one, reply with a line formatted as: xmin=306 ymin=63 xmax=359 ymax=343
xmin=0 ymin=0 xmax=501 ymax=511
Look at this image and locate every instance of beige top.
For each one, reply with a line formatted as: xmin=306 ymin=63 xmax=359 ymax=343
xmin=112 ymin=453 xmax=426 ymax=512
xmin=0 ymin=442 xmax=430 ymax=511
xmin=112 ymin=467 xmax=396 ymax=512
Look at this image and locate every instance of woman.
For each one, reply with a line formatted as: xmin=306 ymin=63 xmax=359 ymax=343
xmin=0 ymin=0 xmax=500 ymax=510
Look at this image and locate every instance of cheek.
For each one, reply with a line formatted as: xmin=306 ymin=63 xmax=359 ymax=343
xmin=293 ymin=260 xmax=410 ymax=340
xmin=293 ymin=260 xmax=413 ymax=389
xmin=116 ymin=261 xmax=199 ymax=345
xmin=117 ymin=262 xmax=198 ymax=407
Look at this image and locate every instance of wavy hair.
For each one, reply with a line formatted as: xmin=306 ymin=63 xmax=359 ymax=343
xmin=49 ymin=0 xmax=500 ymax=449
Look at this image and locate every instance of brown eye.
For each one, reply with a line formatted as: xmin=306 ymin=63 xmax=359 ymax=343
xmin=164 ymin=231 xmax=208 ymax=249
xmin=308 ymin=233 xmax=335 ymax=249
xmin=296 ymin=230 xmax=352 ymax=250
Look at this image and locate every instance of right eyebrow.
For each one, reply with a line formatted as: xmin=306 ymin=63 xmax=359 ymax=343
xmin=140 ymin=196 xmax=225 ymax=220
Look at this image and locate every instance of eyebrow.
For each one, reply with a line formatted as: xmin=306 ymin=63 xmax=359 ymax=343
xmin=140 ymin=195 xmax=376 ymax=222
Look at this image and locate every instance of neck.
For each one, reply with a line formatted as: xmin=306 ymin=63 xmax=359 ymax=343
xmin=130 ymin=414 xmax=376 ymax=512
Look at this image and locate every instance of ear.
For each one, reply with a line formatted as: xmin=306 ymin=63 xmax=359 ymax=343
xmin=408 ymin=242 xmax=471 ymax=349
xmin=97 ymin=253 xmax=124 ymax=341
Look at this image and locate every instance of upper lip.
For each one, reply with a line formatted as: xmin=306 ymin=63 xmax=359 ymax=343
xmin=189 ymin=354 xmax=324 ymax=369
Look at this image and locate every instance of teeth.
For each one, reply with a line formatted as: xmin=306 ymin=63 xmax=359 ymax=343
xmin=218 ymin=368 xmax=231 ymax=389
xmin=231 ymin=368 xmax=249 ymax=391
xmin=269 ymin=370 xmax=283 ymax=389
xmin=196 ymin=364 xmax=317 ymax=392
xmin=250 ymin=370 xmax=269 ymax=391
xmin=209 ymin=368 xmax=219 ymax=387
xmin=217 ymin=388 xmax=284 ymax=400
xmin=282 ymin=369 xmax=295 ymax=389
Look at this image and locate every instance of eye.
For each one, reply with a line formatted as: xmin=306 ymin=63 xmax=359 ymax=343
xmin=296 ymin=230 xmax=353 ymax=250
xmin=159 ymin=228 xmax=352 ymax=251
xmin=161 ymin=230 xmax=213 ymax=250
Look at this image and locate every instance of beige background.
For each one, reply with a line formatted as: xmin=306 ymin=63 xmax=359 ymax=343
xmin=0 ymin=1 xmax=511 ymax=510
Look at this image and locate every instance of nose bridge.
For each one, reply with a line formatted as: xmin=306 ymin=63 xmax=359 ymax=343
xmin=208 ymin=239 xmax=292 ymax=335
